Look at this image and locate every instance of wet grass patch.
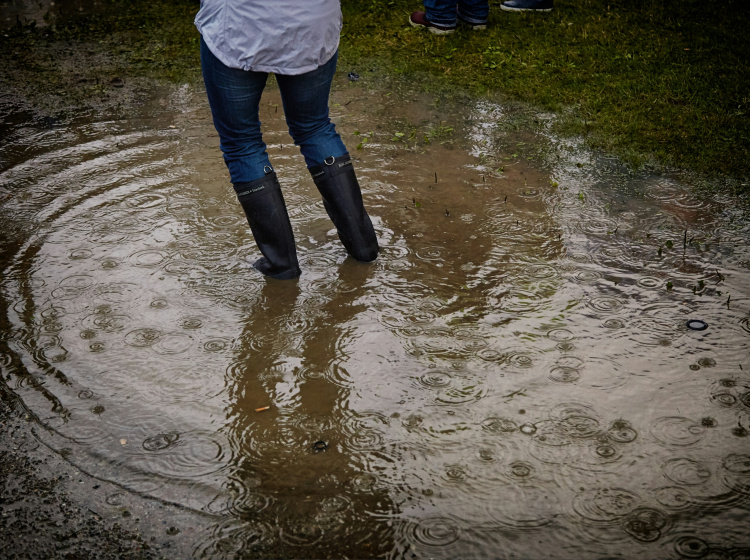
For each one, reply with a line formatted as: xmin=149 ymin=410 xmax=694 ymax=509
xmin=341 ymin=0 xmax=750 ymax=193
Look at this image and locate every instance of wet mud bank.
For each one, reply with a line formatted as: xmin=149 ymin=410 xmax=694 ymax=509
xmin=0 ymin=392 xmax=209 ymax=559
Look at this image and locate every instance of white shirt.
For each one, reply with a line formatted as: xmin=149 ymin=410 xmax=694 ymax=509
xmin=195 ymin=0 xmax=342 ymax=75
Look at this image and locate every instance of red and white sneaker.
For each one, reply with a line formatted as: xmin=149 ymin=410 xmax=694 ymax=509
xmin=409 ymin=11 xmax=456 ymax=35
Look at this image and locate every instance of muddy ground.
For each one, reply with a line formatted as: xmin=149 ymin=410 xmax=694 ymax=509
xmin=0 ymin=5 xmax=210 ymax=557
xmin=0 ymin=389 xmax=210 ymax=559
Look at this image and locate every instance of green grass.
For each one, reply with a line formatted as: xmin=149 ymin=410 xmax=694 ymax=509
xmin=1 ymin=0 xmax=748 ymax=193
xmin=341 ymin=0 xmax=750 ymax=190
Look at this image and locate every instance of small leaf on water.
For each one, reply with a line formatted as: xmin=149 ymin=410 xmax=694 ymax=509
xmin=666 ymin=281 xmax=673 ymax=291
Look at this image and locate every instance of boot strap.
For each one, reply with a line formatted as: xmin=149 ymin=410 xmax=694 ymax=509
xmin=310 ymin=155 xmax=354 ymax=184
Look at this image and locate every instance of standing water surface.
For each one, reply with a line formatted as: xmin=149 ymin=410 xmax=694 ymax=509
xmin=1 ymin=79 xmax=749 ymax=559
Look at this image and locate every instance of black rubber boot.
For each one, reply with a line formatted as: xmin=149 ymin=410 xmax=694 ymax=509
xmin=233 ymin=171 xmax=301 ymax=280
xmin=309 ymin=154 xmax=378 ymax=262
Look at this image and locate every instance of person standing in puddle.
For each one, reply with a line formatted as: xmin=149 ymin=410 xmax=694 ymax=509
xmin=195 ymin=1 xmax=378 ymax=280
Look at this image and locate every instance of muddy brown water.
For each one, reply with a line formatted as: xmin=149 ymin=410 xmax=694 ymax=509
xmin=1 ymin=79 xmax=749 ymax=559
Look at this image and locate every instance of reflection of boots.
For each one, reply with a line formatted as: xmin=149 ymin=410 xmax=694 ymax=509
xmin=309 ymin=154 xmax=378 ymax=262
xmin=233 ymin=172 xmax=301 ymax=280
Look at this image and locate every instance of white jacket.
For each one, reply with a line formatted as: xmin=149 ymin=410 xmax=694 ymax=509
xmin=195 ymin=0 xmax=342 ymax=75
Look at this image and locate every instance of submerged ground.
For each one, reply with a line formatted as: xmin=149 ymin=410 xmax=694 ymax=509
xmin=1 ymin=1 xmax=750 ymax=559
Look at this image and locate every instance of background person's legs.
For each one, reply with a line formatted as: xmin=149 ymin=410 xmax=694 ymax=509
xmin=422 ymin=0 xmax=459 ymax=27
xmin=457 ymin=0 xmax=489 ymax=25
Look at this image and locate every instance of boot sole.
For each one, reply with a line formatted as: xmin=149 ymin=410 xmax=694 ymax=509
xmin=459 ymin=21 xmax=487 ymax=30
xmin=500 ymin=5 xmax=553 ymax=11
xmin=409 ymin=18 xmax=456 ymax=35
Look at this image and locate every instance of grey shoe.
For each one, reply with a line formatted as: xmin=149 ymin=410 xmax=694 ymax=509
xmin=501 ymin=0 xmax=553 ymax=12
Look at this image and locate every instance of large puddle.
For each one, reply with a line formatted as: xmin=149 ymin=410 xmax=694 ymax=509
xmin=1 ymin=78 xmax=749 ymax=558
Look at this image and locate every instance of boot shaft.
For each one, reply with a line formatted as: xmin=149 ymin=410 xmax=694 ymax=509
xmin=233 ymin=172 xmax=301 ymax=280
xmin=309 ymin=155 xmax=378 ymax=263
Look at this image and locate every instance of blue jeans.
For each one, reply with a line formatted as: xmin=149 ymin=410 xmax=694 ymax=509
xmin=424 ymin=0 xmax=489 ymax=25
xmin=200 ymin=37 xmax=347 ymax=184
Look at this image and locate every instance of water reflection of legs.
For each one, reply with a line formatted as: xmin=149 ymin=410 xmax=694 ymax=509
xmin=218 ymin=267 xmax=396 ymax=558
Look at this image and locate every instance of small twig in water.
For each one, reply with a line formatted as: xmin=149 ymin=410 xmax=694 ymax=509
xmin=683 ymin=229 xmax=687 ymax=260
xmin=502 ymin=388 xmax=527 ymax=402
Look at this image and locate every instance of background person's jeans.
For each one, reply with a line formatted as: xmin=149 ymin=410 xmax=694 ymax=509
xmin=200 ymin=37 xmax=347 ymax=184
xmin=424 ymin=0 xmax=489 ymax=25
